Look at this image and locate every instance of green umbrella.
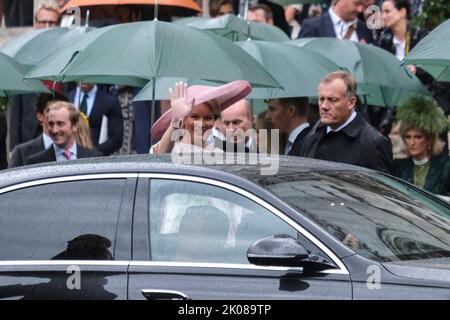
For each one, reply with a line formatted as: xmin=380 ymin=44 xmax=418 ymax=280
xmin=0 ymin=27 xmax=94 ymax=71
xmin=27 ymin=20 xmax=281 ymax=124
xmin=0 ymin=52 xmax=49 ymax=97
xmin=175 ymin=14 xmax=289 ymax=42
xmin=404 ymin=19 xmax=450 ymax=82
xmin=237 ymin=40 xmax=341 ymax=98
xmin=133 ymin=41 xmax=341 ymax=101
xmin=289 ymin=38 xmax=431 ymax=107
xmin=27 ymin=21 xmax=280 ymax=88
xmin=133 ymin=77 xmax=223 ymax=101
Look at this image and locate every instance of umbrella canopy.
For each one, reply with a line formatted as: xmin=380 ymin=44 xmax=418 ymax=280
xmin=61 ymin=0 xmax=201 ymax=12
xmin=237 ymin=40 xmax=341 ymax=98
xmin=175 ymin=14 xmax=289 ymax=42
xmin=0 ymin=27 xmax=93 ymax=71
xmin=0 ymin=53 xmax=49 ymax=97
xmin=133 ymin=41 xmax=341 ymax=101
xmin=404 ymin=19 xmax=450 ymax=82
xmin=289 ymin=38 xmax=431 ymax=107
xmin=26 ymin=20 xmax=280 ymax=89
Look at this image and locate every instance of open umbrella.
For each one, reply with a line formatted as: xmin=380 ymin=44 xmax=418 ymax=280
xmin=404 ymin=19 xmax=450 ymax=82
xmin=175 ymin=14 xmax=289 ymax=42
xmin=290 ymin=38 xmax=431 ymax=107
xmin=133 ymin=41 xmax=341 ymax=101
xmin=27 ymin=21 xmax=280 ymax=88
xmin=238 ymin=41 xmax=341 ymax=98
xmin=26 ymin=20 xmax=281 ymax=124
xmin=0 ymin=53 xmax=49 ymax=97
xmin=0 ymin=27 xmax=93 ymax=71
xmin=61 ymin=0 xmax=201 ymax=18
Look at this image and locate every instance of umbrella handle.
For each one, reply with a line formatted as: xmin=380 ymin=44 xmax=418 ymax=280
xmin=154 ymin=0 xmax=159 ymax=21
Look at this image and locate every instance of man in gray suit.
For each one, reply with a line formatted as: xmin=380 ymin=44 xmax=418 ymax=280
xmin=9 ymin=93 xmax=68 ymax=168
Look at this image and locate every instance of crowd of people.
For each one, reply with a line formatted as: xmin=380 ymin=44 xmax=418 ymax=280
xmin=0 ymin=0 xmax=449 ymax=196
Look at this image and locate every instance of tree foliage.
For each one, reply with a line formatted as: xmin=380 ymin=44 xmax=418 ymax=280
xmin=414 ymin=0 xmax=450 ymax=30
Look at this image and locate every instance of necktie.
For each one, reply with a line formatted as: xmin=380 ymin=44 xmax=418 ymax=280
xmin=343 ymin=23 xmax=357 ymax=40
xmin=79 ymin=93 xmax=89 ymax=116
xmin=63 ymin=150 xmax=72 ymax=160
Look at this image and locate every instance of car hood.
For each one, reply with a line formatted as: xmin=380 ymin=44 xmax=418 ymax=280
xmin=383 ymin=257 xmax=450 ymax=284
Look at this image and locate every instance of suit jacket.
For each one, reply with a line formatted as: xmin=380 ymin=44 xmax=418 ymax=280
xmin=8 ymin=135 xmax=45 ymax=168
xmin=27 ymin=145 xmax=102 ymax=166
xmin=70 ymin=88 xmax=123 ymax=156
xmin=394 ymin=155 xmax=450 ymax=196
xmin=376 ymin=27 xmax=428 ymax=56
xmin=8 ymin=94 xmax=39 ymax=150
xmin=214 ymin=138 xmax=251 ymax=153
xmin=0 ymin=111 xmax=7 ymax=170
xmin=300 ymin=113 xmax=393 ymax=174
xmin=288 ymin=125 xmax=311 ymax=157
xmin=298 ymin=12 xmax=373 ymax=44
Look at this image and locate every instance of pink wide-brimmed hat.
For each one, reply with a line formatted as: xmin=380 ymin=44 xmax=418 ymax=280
xmin=150 ymin=80 xmax=252 ymax=141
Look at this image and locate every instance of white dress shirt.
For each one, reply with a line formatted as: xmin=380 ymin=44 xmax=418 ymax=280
xmin=393 ymin=35 xmax=406 ymax=61
xmin=329 ymin=8 xmax=359 ymax=42
xmin=326 ymin=111 xmax=357 ymax=134
xmin=73 ymin=85 xmax=98 ymax=117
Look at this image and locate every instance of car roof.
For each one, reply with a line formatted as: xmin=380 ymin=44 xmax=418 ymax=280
xmin=0 ymin=154 xmax=372 ymax=188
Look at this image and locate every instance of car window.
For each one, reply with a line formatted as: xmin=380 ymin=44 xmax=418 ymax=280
xmin=0 ymin=179 xmax=127 ymax=261
xmin=261 ymin=171 xmax=450 ymax=263
xmin=148 ymin=179 xmax=302 ymax=264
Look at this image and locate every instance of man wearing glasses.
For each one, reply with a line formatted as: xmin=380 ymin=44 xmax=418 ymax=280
xmin=34 ymin=2 xmax=60 ymax=29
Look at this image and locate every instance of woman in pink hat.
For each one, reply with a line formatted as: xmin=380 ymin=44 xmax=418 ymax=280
xmin=151 ymin=80 xmax=252 ymax=154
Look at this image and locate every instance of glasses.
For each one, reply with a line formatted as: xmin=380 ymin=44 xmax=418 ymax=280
xmin=35 ymin=19 xmax=59 ymax=27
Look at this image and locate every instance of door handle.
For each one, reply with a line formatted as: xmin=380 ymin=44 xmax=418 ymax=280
xmin=141 ymin=289 xmax=190 ymax=300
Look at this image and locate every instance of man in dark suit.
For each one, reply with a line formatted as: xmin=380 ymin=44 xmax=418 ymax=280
xmin=219 ymin=99 xmax=256 ymax=152
xmin=70 ymin=83 xmax=123 ymax=156
xmin=265 ymin=97 xmax=311 ymax=156
xmin=299 ymin=0 xmax=373 ymax=43
xmin=27 ymin=102 xmax=101 ymax=165
xmin=9 ymin=93 xmax=69 ymax=168
xmin=0 ymin=109 xmax=7 ymax=170
xmin=8 ymin=94 xmax=39 ymax=151
xmin=300 ymin=71 xmax=393 ymax=173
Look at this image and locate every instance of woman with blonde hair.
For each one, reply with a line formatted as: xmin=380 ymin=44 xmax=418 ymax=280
xmin=394 ymin=96 xmax=450 ymax=196
xmin=75 ymin=111 xmax=94 ymax=150
xmin=151 ymin=80 xmax=251 ymax=154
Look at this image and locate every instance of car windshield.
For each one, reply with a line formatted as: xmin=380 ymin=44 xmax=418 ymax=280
xmin=259 ymin=170 xmax=450 ymax=263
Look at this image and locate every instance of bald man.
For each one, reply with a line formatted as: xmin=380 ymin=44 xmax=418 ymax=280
xmin=220 ymin=99 xmax=255 ymax=151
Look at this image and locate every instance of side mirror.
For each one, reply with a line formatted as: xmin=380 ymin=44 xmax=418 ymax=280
xmin=247 ymin=234 xmax=309 ymax=267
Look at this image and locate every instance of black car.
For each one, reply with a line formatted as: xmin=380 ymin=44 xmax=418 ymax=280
xmin=0 ymin=155 xmax=449 ymax=300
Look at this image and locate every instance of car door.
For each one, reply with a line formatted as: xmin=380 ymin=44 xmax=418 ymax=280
xmin=0 ymin=174 xmax=135 ymax=300
xmin=129 ymin=174 xmax=351 ymax=300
